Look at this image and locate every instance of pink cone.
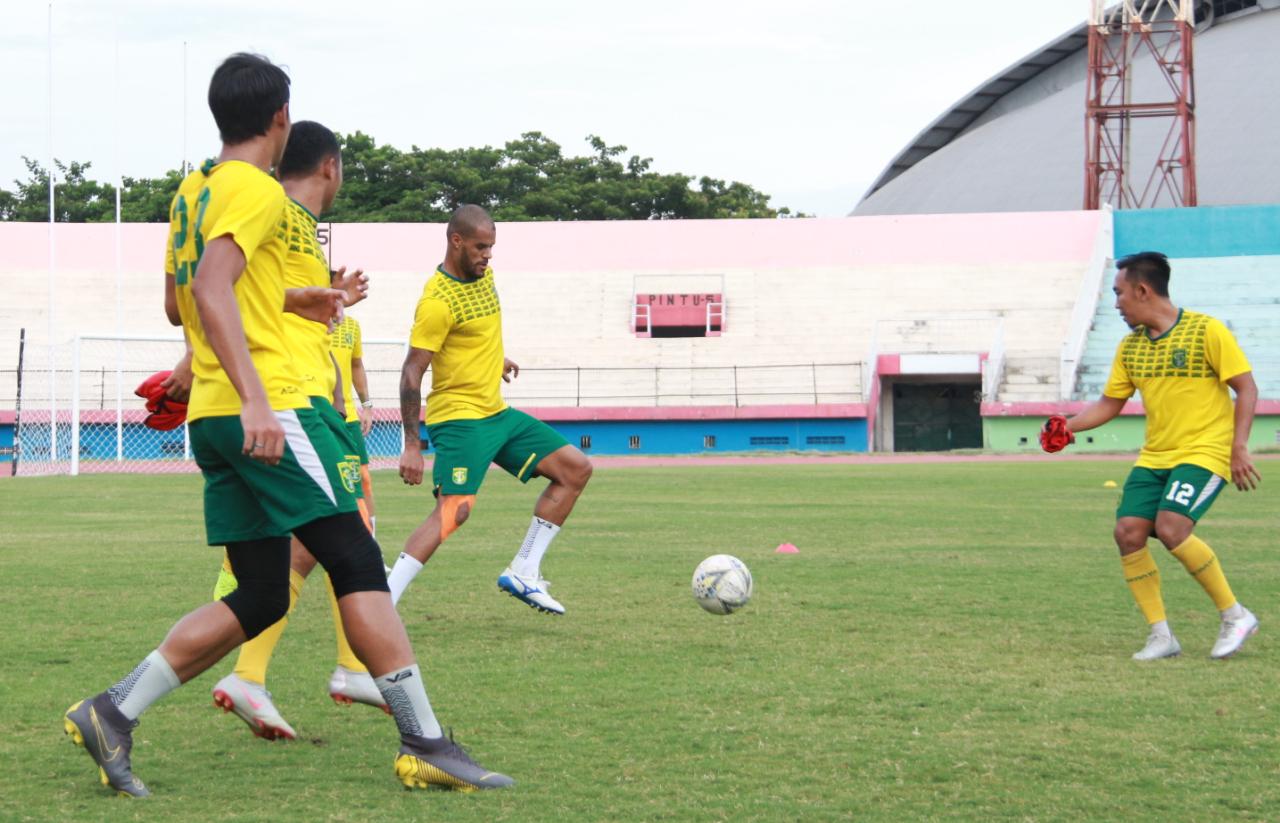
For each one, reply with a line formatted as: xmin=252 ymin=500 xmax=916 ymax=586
xmin=775 ymin=543 xmax=799 ymax=554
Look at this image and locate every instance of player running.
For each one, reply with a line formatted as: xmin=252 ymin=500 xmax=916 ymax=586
xmin=62 ymin=53 xmax=512 ymax=797
xmin=330 ymin=312 xmax=378 ymax=534
xmin=1043 ymin=251 xmax=1261 ymax=661
xmin=208 ymin=121 xmax=389 ymax=740
xmin=389 ymin=205 xmax=593 ymax=614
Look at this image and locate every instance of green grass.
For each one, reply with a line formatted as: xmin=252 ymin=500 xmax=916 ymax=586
xmin=1 ymin=460 xmax=1278 ymax=821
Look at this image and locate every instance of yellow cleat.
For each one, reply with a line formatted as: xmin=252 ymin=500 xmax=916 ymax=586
xmin=394 ymin=732 xmax=514 ymax=791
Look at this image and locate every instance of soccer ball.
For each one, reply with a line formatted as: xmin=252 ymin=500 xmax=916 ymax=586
xmin=691 ymin=554 xmax=753 ymax=615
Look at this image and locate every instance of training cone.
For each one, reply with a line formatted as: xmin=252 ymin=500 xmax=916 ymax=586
xmin=1103 ymin=480 xmax=1118 ymax=488
xmin=775 ymin=543 xmax=799 ymax=554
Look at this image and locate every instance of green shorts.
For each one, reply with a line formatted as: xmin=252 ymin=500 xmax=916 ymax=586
xmin=426 ymin=407 xmax=570 ymax=496
xmin=1116 ymin=464 xmax=1227 ymax=523
xmin=190 ymin=406 xmax=359 ymax=545
xmin=311 ymin=397 xmax=363 ymax=499
xmin=346 ymin=420 xmax=370 ymax=465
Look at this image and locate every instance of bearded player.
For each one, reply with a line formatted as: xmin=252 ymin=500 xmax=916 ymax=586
xmin=389 ymin=205 xmax=593 ymax=613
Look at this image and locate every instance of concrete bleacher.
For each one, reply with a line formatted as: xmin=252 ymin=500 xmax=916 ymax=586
xmin=1073 ymin=255 xmax=1280 ymax=400
xmin=2 ymin=210 xmax=1108 ymax=411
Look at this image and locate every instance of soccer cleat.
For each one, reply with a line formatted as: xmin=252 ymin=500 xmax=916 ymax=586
xmin=1211 ymin=607 xmax=1259 ymax=659
xmin=1132 ymin=631 xmax=1182 ymax=661
xmin=328 ymin=665 xmax=391 ymax=714
xmin=212 ymin=673 xmax=297 ymax=740
xmin=63 ymin=693 xmax=150 ymax=798
xmin=497 ymin=567 xmax=565 ymax=615
xmin=394 ymin=731 xmax=515 ymax=792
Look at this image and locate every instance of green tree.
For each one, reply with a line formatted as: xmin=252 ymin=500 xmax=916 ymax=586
xmin=3 ymin=157 xmax=116 ymax=222
xmin=120 ymin=169 xmax=186 ymax=222
xmin=1 ymin=134 xmax=807 ymax=222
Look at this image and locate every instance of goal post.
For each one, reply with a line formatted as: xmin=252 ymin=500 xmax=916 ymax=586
xmin=10 ymin=333 xmax=414 ymax=476
xmin=69 ymin=334 xmax=191 ymax=475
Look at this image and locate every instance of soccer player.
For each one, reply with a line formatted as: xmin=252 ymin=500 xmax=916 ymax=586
xmin=390 ymin=205 xmax=593 ymax=614
xmin=1050 ymin=251 xmax=1261 ymax=661
xmin=208 ymin=121 xmax=388 ymax=740
xmin=331 ymin=311 xmax=378 ymax=532
xmin=62 ymin=53 xmax=512 ymax=797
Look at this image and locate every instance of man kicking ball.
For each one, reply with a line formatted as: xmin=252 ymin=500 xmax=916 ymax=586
xmin=390 ymin=205 xmax=593 ymax=613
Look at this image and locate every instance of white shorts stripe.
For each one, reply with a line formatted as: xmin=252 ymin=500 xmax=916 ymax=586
xmin=1189 ymin=473 xmax=1224 ymax=513
xmin=277 ymin=409 xmax=337 ymax=506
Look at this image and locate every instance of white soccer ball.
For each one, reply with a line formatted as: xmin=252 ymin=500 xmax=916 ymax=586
xmin=691 ymin=554 xmax=753 ymax=615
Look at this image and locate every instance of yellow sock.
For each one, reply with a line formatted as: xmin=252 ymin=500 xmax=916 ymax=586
xmin=1170 ymin=535 xmax=1237 ymax=611
xmin=233 ymin=569 xmax=306 ymax=685
xmin=1121 ymin=548 xmax=1166 ymax=624
xmin=326 ymin=574 xmax=367 ymax=673
xmin=212 ymin=552 xmax=238 ymax=601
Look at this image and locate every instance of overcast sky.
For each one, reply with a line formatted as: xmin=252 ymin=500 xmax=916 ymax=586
xmin=1 ymin=0 xmax=1088 ymax=217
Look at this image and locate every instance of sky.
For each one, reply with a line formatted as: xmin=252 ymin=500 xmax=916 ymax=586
xmin=0 ymin=0 xmax=1089 ymax=217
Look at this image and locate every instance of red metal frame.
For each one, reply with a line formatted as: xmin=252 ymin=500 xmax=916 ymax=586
xmin=1085 ymin=2 xmax=1197 ymax=209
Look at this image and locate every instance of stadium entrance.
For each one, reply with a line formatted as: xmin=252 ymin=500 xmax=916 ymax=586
xmin=888 ymin=381 xmax=982 ymax=452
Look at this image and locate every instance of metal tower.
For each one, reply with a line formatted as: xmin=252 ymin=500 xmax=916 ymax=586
xmin=1085 ymin=0 xmax=1197 ymax=209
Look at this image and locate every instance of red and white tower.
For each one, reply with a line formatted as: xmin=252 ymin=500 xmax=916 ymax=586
xmin=1085 ymin=0 xmax=1198 ymax=209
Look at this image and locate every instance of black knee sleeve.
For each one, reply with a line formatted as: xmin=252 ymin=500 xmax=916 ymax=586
xmin=293 ymin=512 xmax=390 ymax=598
xmin=222 ymin=537 xmax=291 ymax=639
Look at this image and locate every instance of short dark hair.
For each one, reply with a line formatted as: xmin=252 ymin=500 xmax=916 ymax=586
xmin=447 ymin=204 xmax=494 ymax=239
xmin=278 ymin=121 xmax=340 ymax=180
xmin=1117 ymin=251 xmax=1171 ymax=297
xmin=208 ymin=53 xmax=291 ymax=145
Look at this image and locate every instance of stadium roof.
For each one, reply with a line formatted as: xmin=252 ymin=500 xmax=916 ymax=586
xmin=854 ymin=1 xmax=1280 ymax=215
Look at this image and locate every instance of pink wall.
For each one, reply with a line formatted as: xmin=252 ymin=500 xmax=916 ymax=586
xmin=1 ymin=210 xmax=1104 ymax=274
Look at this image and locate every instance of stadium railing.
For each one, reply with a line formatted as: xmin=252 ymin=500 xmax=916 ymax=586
xmin=5 ymin=333 xmax=863 ymax=475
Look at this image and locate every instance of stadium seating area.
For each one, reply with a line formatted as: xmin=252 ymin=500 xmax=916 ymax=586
xmin=0 ymin=209 xmax=1108 ymax=406
xmin=1074 ymin=254 xmax=1280 ymax=399
xmin=4 ymin=204 xmax=1277 ymax=463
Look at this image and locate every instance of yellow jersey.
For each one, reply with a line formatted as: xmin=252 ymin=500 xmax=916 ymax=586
xmin=409 ymin=266 xmax=506 ymax=425
xmin=1103 ymin=309 xmax=1251 ymax=478
xmin=280 ymin=197 xmax=334 ymax=399
xmin=167 ymin=160 xmax=306 ymax=421
xmin=330 ymin=316 xmax=363 ymax=424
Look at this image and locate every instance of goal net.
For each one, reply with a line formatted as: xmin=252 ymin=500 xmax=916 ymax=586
xmin=10 ymin=334 xmax=409 ymax=476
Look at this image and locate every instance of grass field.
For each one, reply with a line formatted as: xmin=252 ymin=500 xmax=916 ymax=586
xmin=1 ymin=458 xmax=1277 ymax=821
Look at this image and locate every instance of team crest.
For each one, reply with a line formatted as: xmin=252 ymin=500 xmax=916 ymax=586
xmin=338 ymin=459 xmax=359 ymax=494
xmin=452 ymin=467 xmax=468 ymax=485
xmin=1170 ymin=348 xmax=1188 ymax=369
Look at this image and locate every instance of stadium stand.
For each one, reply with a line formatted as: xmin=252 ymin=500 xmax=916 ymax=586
xmin=7 ymin=205 xmax=1277 ymax=464
xmin=1075 ymin=254 xmax=1280 ymax=400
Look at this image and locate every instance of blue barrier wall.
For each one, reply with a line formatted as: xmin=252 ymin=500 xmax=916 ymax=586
xmin=533 ymin=418 xmax=867 ymax=455
xmin=0 ymin=416 xmax=869 ymax=464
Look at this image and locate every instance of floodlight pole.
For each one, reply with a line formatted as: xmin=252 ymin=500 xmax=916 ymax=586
xmin=1085 ymin=0 xmax=1197 ymax=209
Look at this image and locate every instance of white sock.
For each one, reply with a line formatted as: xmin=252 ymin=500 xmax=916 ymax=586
xmin=107 ymin=649 xmax=181 ymax=721
xmin=374 ymin=663 xmax=443 ymax=739
xmin=510 ymin=516 xmax=560 ymax=579
xmin=1150 ymin=620 xmax=1172 ymax=639
xmin=388 ymin=552 xmax=424 ymax=606
xmin=1222 ymin=602 xmax=1245 ymax=620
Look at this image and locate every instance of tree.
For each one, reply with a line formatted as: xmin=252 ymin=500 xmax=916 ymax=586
xmin=119 ymin=169 xmax=186 ymax=222
xmin=1 ymin=134 xmax=808 ymax=222
xmin=0 ymin=157 xmax=183 ymax=222
xmin=3 ymin=157 xmax=116 ymax=222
